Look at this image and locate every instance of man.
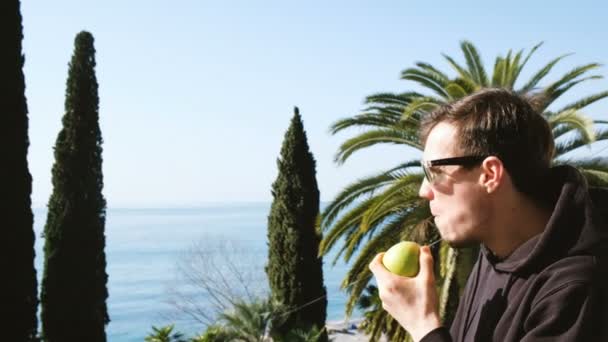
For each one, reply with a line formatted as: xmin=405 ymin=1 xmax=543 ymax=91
xmin=369 ymin=88 xmax=608 ymax=341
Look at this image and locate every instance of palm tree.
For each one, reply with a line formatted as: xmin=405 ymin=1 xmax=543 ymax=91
xmin=144 ymin=324 xmax=188 ymax=342
xmin=192 ymin=325 xmax=234 ymax=342
xmin=217 ymin=298 xmax=285 ymax=342
xmin=203 ymin=298 xmax=331 ymax=342
xmin=319 ymin=41 xmax=608 ymax=340
xmin=284 ymin=326 xmax=332 ymax=342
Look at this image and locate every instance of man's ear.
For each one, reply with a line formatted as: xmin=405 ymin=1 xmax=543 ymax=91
xmin=480 ymin=156 xmax=504 ymax=193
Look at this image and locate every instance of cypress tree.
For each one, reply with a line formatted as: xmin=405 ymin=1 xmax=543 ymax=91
xmin=266 ymin=107 xmax=327 ymax=340
xmin=0 ymin=0 xmax=38 ymax=340
xmin=41 ymin=31 xmax=109 ymax=342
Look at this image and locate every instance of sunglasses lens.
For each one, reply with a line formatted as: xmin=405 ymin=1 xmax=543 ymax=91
xmin=422 ymin=163 xmax=433 ymax=182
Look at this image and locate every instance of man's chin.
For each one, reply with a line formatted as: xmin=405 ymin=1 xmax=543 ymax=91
xmin=434 ymin=224 xmax=479 ymax=248
xmin=443 ymin=237 xmax=479 ymax=249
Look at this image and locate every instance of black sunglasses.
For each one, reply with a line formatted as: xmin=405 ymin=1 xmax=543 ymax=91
xmin=421 ymin=156 xmax=487 ymax=182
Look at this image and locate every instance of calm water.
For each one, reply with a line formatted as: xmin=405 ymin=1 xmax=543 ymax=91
xmin=33 ymin=204 xmax=361 ymax=341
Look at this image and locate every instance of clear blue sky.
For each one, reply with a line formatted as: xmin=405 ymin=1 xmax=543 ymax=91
xmin=21 ymin=0 xmax=608 ymax=207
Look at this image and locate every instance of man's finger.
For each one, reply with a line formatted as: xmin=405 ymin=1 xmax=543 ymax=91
xmin=369 ymin=252 xmax=385 ymax=274
xmin=417 ymin=246 xmax=435 ymax=282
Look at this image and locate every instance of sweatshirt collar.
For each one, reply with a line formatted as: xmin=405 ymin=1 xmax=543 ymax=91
xmin=482 ymin=165 xmax=602 ymax=274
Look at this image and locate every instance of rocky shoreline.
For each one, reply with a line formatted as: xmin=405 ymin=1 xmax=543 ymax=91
xmin=326 ymin=318 xmax=388 ymax=342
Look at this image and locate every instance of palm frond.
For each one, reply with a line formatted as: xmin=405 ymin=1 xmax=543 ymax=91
xmin=401 ymin=68 xmax=450 ymax=99
xmin=344 ymin=176 xmax=425 ymax=261
xmin=579 ymin=169 xmax=608 ymax=187
xmin=442 ymin=53 xmax=473 ymax=81
xmin=516 ymin=42 xmax=543 ymax=77
xmin=438 ymin=245 xmax=458 ymax=321
xmin=362 ymin=105 xmax=410 ymax=118
xmin=325 ymin=194 xmax=420 ymax=267
xmin=360 ymin=173 xmax=424 ymax=232
xmin=219 ymin=299 xmax=278 ymax=342
xmin=492 ymin=55 xmax=507 ymax=87
xmin=330 ymin=105 xmax=408 ymax=134
xmin=519 ymin=53 xmax=572 ymax=93
xmin=503 ymin=50 xmax=514 ymax=88
xmin=542 ymin=76 xmax=604 ymax=110
xmin=321 ymin=161 xmax=422 ymax=231
xmin=452 ymin=77 xmax=477 ymax=94
xmin=545 ymin=63 xmax=603 ymax=94
xmin=344 ymin=193 xmax=420 ymax=262
xmin=445 ymin=82 xmax=469 ymax=99
xmin=551 ymin=122 xmax=573 ymax=141
xmin=321 ymin=197 xmax=376 ymax=264
xmin=510 ymin=42 xmax=543 ymax=88
xmin=506 ymin=49 xmax=523 ymax=88
xmin=334 ymin=129 xmax=421 ymax=164
xmin=557 ymin=156 xmax=608 ymax=187
xmin=554 ymin=129 xmax=608 ymax=157
xmin=329 ymin=112 xmax=401 ymax=133
xmin=461 ymin=40 xmax=489 ymax=87
xmin=548 ymin=109 xmax=595 ymax=144
xmin=415 ymin=62 xmax=451 ymax=82
xmin=365 ymin=91 xmax=424 ymax=106
xmin=438 ymin=245 xmax=479 ymax=326
xmin=557 ymin=91 xmax=608 ymax=112
xmin=560 ymin=156 xmax=608 ymax=171
xmin=402 ymin=96 xmax=443 ymax=120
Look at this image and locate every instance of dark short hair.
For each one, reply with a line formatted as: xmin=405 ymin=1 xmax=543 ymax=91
xmin=420 ymin=88 xmax=555 ymax=201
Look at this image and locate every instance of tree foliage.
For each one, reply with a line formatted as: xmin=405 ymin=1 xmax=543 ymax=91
xmin=41 ymin=31 xmax=109 ymax=342
xmin=266 ymin=107 xmax=327 ymax=340
xmin=0 ymin=0 xmax=38 ymax=340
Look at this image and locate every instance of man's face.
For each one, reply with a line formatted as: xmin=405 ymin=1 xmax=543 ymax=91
xmin=419 ymin=122 xmax=489 ymax=248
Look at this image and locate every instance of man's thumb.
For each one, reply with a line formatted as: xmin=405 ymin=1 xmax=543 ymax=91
xmin=418 ymin=246 xmax=435 ymax=280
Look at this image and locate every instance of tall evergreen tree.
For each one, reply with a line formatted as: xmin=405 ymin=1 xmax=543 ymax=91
xmin=41 ymin=31 xmax=109 ymax=342
xmin=0 ymin=0 xmax=38 ymax=340
xmin=266 ymin=107 xmax=327 ymax=340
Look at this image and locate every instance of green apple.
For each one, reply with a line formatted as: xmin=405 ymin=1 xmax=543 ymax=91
xmin=382 ymin=241 xmax=420 ymax=277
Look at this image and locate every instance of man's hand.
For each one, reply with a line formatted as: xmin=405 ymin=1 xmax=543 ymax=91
xmin=369 ymin=245 xmax=441 ymax=342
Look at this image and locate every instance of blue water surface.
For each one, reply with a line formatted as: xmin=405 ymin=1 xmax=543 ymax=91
xmin=33 ymin=204 xmax=362 ymax=341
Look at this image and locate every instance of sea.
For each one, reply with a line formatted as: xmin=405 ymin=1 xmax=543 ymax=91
xmin=32 ymin=203 xmax=362 ymax=341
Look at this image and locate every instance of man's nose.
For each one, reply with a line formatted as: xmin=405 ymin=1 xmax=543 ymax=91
xmin=418 ymin=177 xmax=434 ymax=200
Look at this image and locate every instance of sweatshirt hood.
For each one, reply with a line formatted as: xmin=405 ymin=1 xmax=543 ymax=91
xmin=482 ymin=165 xmax=608 ymax=274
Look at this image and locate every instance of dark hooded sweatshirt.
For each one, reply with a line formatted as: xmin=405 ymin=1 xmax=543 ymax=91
xmin=421 ymin=165 xmax=608 ymax=342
